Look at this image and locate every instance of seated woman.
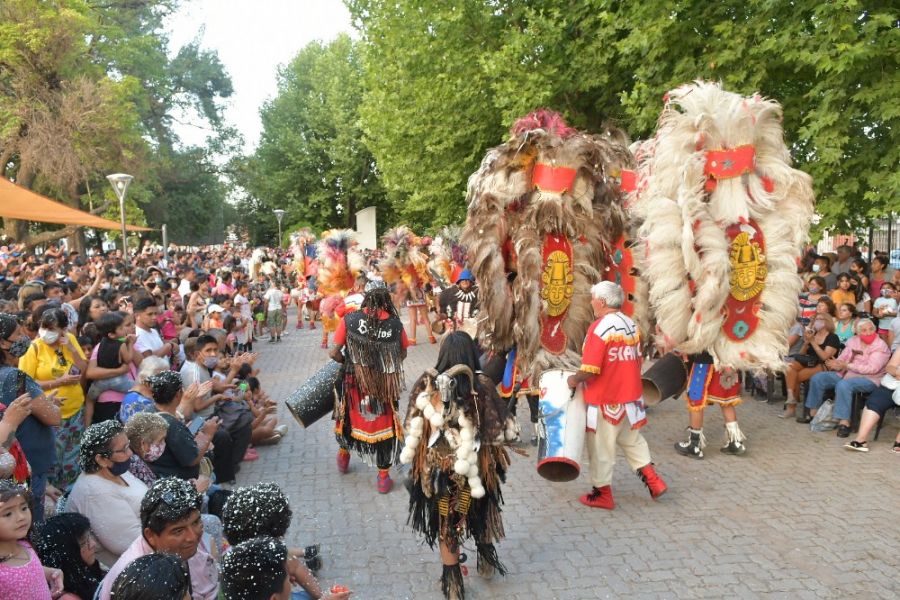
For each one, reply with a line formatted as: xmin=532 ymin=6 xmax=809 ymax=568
xmin=782 ymin=314 xmax=840 ymax=419
xmin=802 ymin=318 xmax=891 ymax=437
xmin=145 ymin=370 xmax=220 ymax=481
xmin=32 ymin=513 xmax=106 ymax=600
xmin=399 ymin=331 xmax=517 ymax=600
xmin=844 ymin=347 xmax=900 ymax=453
xmin=834 ymin=303 xmax=857 ymax=347
xmin=119 ymin=356 xmax=169 ymax=423
xmin=64 ymin=421 xmax=147 ymax=568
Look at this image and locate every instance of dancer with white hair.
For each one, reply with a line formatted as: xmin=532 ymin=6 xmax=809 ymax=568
xmin=566 ymin=281 xmax=667 ymax=509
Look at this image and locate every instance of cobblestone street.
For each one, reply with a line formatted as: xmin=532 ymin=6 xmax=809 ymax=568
xmin=238 ymin=310 xmax=899 ymax=600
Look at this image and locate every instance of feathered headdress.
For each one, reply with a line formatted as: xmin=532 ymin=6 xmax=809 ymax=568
xmin=427 ymin=225 xmax=466 ymax=287
xmin=633 ymin=81 xmax=815 ymax=371
xmin=461 ymin=109 xmax=633 ymax=378
xmin=315 ymin=229 xmax=364 ymax=296
xmin=380 ymin=226 xmax=430 ymax=289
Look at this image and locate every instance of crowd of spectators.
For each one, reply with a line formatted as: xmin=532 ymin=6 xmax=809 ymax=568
xmin=776 ymin=244 xmax=900 ymax=452
xmin=0 ymin=240 xmax=350 ymax=599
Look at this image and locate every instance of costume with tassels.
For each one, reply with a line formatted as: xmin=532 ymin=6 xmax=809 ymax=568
xmin=315 ymin=229 xmax=365 ymax=349
xmin=629 ymin=81 xmax=815 ymax=458
xmin=331 ymin=283 xmax=408 ymax=491
xmin=400 ymin=332 xmax=517 ymax=600
xmin=381 ymin=226 xmax=437 ymax=345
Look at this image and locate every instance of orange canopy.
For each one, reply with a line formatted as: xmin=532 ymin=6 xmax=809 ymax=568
xmin=0 ymin=178 xmax=152 ymax=231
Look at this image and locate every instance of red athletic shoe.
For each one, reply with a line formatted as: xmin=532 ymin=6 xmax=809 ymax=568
xmin=336 ymin=449 xmax=350 ymax=474
xmin=638 ymin=464 xmax=668 ymax=499
xmin=579 ymin=485 xmax=615 ymax=509
xmin=308 ymin=322 xmax=316 ymax=330
xmin=320 ymin=340 xmax=328 ymax=349
xmin=243 ymin=447 xmax=259 ymax=462
xmin=376 ymin=469 xmax=393 ymax=493
xmin=296 ymin=322 xmax=302 ymax=329
xmin=428 ymin=335 xmax=437 ymax=344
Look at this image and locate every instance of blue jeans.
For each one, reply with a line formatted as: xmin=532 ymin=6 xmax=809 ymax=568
xmin=805 ymin=372 xmax=876 ymax=421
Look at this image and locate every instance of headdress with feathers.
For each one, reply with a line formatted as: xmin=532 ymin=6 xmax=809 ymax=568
xmin=427 ymin=225 xmax=466 ymax=287
xmin=380 ymin=226 xmax=430 ymax=289
xmin=315 ymin=229 xmax=365 ymax=296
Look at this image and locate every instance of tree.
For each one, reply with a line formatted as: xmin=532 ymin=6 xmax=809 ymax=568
xmin=347 ymin=0 xmax=898 ymax=232
xmin=243 ymin=34 xmax=391 ymax=244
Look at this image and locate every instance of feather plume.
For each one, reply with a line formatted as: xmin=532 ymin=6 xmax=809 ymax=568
xmin=315 ymin=229 xmax=363 ymax=296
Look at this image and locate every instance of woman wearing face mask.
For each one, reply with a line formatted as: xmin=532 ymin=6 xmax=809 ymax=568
xmin=0 ymin=313 xmax=61 ymax=523
xmin=781 ymin=314 xmax=840 ymax=419
xmin=64 ymin=420 xmax=147 ymax=568
xmin=798 ymin=276 xmax=827 ymax=324
xmin=18 ymin=307 xmax=87 ymax=491
xmin=122 ymin=412 xmax=169 ymax=487
xmin=850 ymin=258 xmax=870 ymax=292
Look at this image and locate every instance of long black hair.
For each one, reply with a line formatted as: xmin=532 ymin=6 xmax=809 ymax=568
xmin=33 ymin=513 xmax=106 ymax=600
xmin=359 ymin=286 xmax=399 ymax=340
xmin=434 ymin=331 xmax=481 ymax=399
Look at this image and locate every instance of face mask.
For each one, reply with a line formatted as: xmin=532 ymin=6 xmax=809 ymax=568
xmin=813 ymin=321 xmax=825 ymax=332
xmin=811 ymin=264 xmax=821 ymax=272
xmin=38 ymin=328 xmax=60 ymax=345
xmin=882 ymin=290 xmax=893 ymax=297
xmin=808 ymin=285 xmax=820 ymax=293
xmin=860 ymin=332 xmax=878 ymax=345
xmin=109 ymin=457 xmax=130 ymax=476
xmin=144 ymin=441 xmax=166 ymax=462
xmin=203 ymin=356 xmax=219 ymax=369
xmin=9 ymin=336 xmax=31 ymax=358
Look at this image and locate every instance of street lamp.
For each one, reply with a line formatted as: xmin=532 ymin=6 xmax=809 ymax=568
xmin=107 ymin=173 xmax=133 ymax=264
xmin=273 ymin=209 xmax=285 ymax=248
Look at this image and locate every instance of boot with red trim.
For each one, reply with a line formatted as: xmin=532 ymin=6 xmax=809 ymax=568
xmin=578 ymin=485 xmax=615 ymax=509
xmin=637 ymin=463 xmax=668 ymax=499
xmin=376 ymin=468 xmax=393 ymax=493
xmin=336 ymin=448 xmax=350 ymax=474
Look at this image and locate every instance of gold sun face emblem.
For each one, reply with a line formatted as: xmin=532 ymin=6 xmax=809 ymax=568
xmin=541 ymin=250 xmax=574 ymax=316
xmin=729 ymin=231 xmax=767 ymax=301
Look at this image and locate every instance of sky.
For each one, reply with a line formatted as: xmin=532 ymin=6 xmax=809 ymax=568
xmin=167 ymin=0 xmax=354 ymax=152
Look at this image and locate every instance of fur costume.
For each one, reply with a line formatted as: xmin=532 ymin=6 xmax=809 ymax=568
xmin=248 ymin=248 xmax=277 ymax=282
xmin=400 ymin=365 xmax=517 ymax=599
xmin=632 ymin=81 xmax=815 ymax=372
xmin=461 ymin=109 xmax=634 ymax=380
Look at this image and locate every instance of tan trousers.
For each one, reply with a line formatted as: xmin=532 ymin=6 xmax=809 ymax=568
xmin=585 ymin=417 xmax=652 ymax=488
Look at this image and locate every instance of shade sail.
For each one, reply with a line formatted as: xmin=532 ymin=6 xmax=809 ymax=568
xmin=0 ymin=178 xmax=152 ymax=232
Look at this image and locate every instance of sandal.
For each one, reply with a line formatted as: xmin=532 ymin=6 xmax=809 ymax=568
xmin=843 ymin=440 xmax=868 ymax=452
xmin=778 ymin=403 xmax=797 ymax=419
xmin=892 ymin=442 xmax=900 ymax=454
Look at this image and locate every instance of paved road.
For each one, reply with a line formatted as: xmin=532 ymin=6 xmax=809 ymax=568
xmin=237 ymin=311 xmax=899 ymax=600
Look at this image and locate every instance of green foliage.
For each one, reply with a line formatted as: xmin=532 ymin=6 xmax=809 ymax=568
xmin=242 ymin=34 xmax=391 ymax=245
xmin=0 ymin=0 xmax=235 ymax=245
xmin=347 ymin=0 xmax=898 ymax=233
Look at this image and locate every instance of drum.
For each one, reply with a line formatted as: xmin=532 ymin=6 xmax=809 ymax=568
xmin=641 ymin=352 xmax=688 ymax=406
xmin=285 ymin=360 xmax=342 ymax=428
xmin=536 ymin=369 xmax=586 ymax=482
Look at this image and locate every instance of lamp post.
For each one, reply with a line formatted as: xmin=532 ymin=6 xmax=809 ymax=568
xmin=106 ymin=173 xmax=133 ymax=264
xmin=273 ymin=209 xmax=285 ymax=249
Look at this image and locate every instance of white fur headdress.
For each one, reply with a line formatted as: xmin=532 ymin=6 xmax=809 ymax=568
xmin=633 ymin=81 xmax=815 ymax=371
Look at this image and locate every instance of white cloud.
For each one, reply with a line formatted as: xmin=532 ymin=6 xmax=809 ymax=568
xmin=167 ymin=0 xmax=354 ymax=152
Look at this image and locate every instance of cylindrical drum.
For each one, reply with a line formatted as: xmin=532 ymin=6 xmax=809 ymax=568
xmin=536 ymin=369 xmax=586 ymax=482
xmin=285 ymin=360 xmax=342 ymax=428
xmin=641 ymin=352 xmax=688 ymax=406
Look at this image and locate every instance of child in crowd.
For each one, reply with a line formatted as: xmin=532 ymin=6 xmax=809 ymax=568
xmin=86 ymin=312 xmax=136 ymax=424
xmin=0 ymin=481 xmax=64 ymax=599
xmin=32 ymin=512 xmax=106 ymax=600
xmin=233 ymin=282 xmax=253 ymax=352
xmin=873 ymin=281 xmax=897 ymax=342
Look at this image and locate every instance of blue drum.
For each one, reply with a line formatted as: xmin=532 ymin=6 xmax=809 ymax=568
xmin=536 ymin=369 xmax=586 ymax=482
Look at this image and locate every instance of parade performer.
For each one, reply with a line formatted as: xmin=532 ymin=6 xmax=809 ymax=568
xmin=631 ymin=81 xmax=815 ymax=458
xmin=428 ymin=226 xmax=466 ymax=289
xmin=399 ymin=331 xmax=517 ymax=600
xmin=330 ymin=282 xmax=407 ymax=492
xmin=436 ymin=269 xmax=479 ymax=338
xmin=566 ymin=282 xmax=667 ymax=508
xmin=315 ymin=229 xmax=365 ymax=349
xmin=461 ymin=108 xmax=633 ymax=386
xmin=381 ymin=226 xmax=437 ymax=345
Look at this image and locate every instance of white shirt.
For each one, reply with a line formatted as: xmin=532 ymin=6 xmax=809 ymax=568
xmin=264 ymin=287 xmax=284 ymax=311
xmin=65 ymin=471 xmax=148 ymax=568
xmin=135 ymin=325 xmax=167 ymax=365
xmin=178 ymin=278 xmax=193 ymax=299
xmin=234 ymin=292 xmax=252 ymax=320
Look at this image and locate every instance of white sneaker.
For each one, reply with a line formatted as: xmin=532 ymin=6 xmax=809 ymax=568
xmin=274 ymin=424 xmax=288 ymax=436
